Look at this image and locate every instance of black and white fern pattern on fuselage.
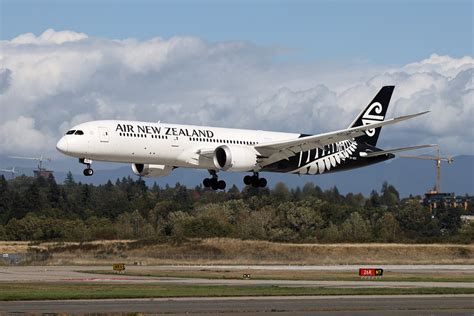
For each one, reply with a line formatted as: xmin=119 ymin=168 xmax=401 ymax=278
xmin=292 ymin=140 xmax=358 ymax=175
xmin=261 ymin=138 xmax=390 ymax=175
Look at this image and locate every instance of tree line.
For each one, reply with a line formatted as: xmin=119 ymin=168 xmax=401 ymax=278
xmin=0 ymin=173 xmax=472 ymax=243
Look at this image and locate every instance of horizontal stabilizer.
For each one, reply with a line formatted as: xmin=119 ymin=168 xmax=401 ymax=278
xmin=359 ymin=144 xmax=437 ymax=158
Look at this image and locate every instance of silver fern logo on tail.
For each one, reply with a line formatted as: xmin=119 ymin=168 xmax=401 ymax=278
xmin=349 ymin=86 xmax=394 ymax=147
xmin=362 ymin=102 xmax=384 ymax=137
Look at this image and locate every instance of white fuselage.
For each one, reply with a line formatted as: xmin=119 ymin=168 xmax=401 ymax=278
xmin=56 ymin=120 xmax=299 ymax=171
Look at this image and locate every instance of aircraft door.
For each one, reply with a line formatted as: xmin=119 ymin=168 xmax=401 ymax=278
xmin=171 ymin=136 xmax=179 ymax=148
xmin=99 ymin=127 xmax=109 ymax=143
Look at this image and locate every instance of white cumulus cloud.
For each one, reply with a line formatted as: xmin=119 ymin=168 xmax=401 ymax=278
xmin=0 ymin=29 xmax=472 ymax=160
xmin=9 ymin=28 xmax=88 ymax=45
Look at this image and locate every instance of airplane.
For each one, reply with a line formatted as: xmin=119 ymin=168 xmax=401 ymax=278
xmin=56 ymin=86 xmax=434 ymax=190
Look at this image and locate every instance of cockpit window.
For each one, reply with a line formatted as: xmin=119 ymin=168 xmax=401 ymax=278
xmin=74 ymin=130 xmax=84 ymax=135
xmin=66 ymin=130 xmax=76 ymax=135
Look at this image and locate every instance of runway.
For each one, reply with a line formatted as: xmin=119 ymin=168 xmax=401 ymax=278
xmin=2 ymin=295 xmax=473 ymax=315
xmin=1 ymin=265 xmax=473 ymax=314
xmin=1 ymin=265 xmax=473 ymax=288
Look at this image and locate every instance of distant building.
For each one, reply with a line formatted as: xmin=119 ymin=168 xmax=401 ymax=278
xmin=33 ymin=169 xmax=54 ymax=179
xmin=422 ymin=191 xmax=473 ymax=211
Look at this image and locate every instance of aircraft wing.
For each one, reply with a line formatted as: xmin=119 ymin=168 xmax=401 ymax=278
xmin=359 ymin=144 xmax=437 ymax=158
xmin=255 ymin=111 xmax=429 ymax=167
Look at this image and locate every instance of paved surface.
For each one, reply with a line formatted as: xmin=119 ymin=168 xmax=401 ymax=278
xmin=0 ymin=265 xmax=473 ymax=288
xmin=152 ymin=264 xmax=474 ymax=272
xmin=1 ymin=295 xmax=473 ymax=315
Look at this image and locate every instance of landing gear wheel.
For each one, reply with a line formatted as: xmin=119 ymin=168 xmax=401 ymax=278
xmin=204 ymin=170 xmax=226 ymax=190
xmin=80 ymin=158 xmax=94 ymax=177
xmin=218 ymin=180 xmax=226 ymax=190
xmin=251 ymin=175 xmax=260 ymax=187
xmin=245 ymin=173 xmax=267 ymax=188
xmin=83 ymin=168 xmax=94 ymax=176
xmin=243 ymin=175 xmax=252 ymax=185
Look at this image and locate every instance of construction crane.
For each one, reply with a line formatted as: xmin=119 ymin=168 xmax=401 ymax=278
xmin=0 ymin=167 xmax=16 ymax=179
xmin=399 ymin=147 xmax=453 ymax=193
xmin=8 ymin=155 xmax=53 ymax=178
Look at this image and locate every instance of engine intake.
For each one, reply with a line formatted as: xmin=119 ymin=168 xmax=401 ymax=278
xmin=132 ymin=163 xmax=173 ymax=178
xmin=213 ymin=145 xmax=258 ymax=172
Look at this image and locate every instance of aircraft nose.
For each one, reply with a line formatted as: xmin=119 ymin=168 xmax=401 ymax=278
xmin=56 ymin=137 xmax=68 ymax=153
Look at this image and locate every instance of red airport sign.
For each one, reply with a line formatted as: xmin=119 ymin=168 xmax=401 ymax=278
xmin=359 ymin=268 xmax=383 ymax=277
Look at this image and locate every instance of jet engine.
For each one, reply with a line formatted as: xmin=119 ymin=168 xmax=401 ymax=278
xmin=132 ymin=163 xmax=173 ymax=178
xmin=213 ymin=145 xmax=259 ymax=172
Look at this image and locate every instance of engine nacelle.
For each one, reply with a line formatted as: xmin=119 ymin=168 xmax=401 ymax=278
xmin=132 ymin=163 xmax=173 ymax=178
xmin=213 ymin=145 xmax=259 ymax=172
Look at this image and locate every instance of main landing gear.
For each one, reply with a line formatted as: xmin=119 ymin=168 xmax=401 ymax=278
xmin=79 ymin=158 xmax=94 ymax=176
xmin=203 ymin=170 xmax=226 ymax=190
xmin=243 ymin=172 xmax=267 ymax=188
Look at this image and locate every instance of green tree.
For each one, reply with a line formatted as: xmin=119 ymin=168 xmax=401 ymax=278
xmin=5 ymin=214 xmax=43 ymax=240
xmin=380 ymin=182 xmax=400 ymax=206
xmin=322 ymin=222 xmax=342 ymax=242
xmin=182 ymin=216 xmax=232 ymax=238
xmin=46 ymin=174 xmax=61 ymax=208
xmin=376 ymin=212 xmax=400 ymax=242
xmin=366 ymin=190 xmax=381 ymax=208
xmin=457 ymin=222 xmax=474 ymax=243
xmin=340 ymin=212 xmax=372 ymax=242
xmin=286 ymin=205 xmax=324 ymax=239
xmin=397 ymin=201 xmax=438 ymax=239
xmin=272 ymin=182 xmax=291 ymax=202
xmin=64 ymin=171 xmax=76 ymax=187
xmin=435 ymin=207 xmax=462 ymax=235
xmin=0 ymin=176 xmax=12 ymax=224
xmin=301 ymin=183 xmax=323 ymax=199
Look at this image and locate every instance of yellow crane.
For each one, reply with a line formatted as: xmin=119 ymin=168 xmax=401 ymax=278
xmin=399 ymin=147 xmax=453 ymax=193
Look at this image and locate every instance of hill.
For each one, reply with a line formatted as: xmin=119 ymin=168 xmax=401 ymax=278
xmin=1 ymin=155 xmax=473 ymax=197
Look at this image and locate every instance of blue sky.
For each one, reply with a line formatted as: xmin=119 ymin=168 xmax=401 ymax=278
xmin=0 ymin=0 xmax=472 ymax=165
xmin=1 ymin=0 xmax=472 ymax=64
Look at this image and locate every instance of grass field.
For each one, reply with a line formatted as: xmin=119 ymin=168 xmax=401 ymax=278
xmin=2 ymin=239 xmax=473 ymax=265
xmin=1 ymin=283 xmax=474 ymax=301
xmin=84 ymin=269 xmax=474 ymax=283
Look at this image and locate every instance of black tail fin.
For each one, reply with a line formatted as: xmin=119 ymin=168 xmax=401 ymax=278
xmin=348 ymin=86 xmax=395 ymax=147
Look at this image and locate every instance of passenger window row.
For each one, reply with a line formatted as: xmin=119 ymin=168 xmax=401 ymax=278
xmin=188 ymin=137 xmax=258 ymax=145
xmin=119 ymin=132 xmax=168 ymax=139
xmin=117 ymin=132 xmax=255 ymax=145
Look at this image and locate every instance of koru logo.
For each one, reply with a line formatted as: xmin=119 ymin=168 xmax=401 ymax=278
xmin=362 ymin=102 xmax=384 ymax=137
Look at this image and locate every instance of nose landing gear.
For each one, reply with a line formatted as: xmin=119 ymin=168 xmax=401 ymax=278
xmin=203 ymin=170 xmax=226 ymax=190
xmin=79 ymin=158 xmax=94 ymax=176
xmin=243 ymin=173 xmax=267 ymax=188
